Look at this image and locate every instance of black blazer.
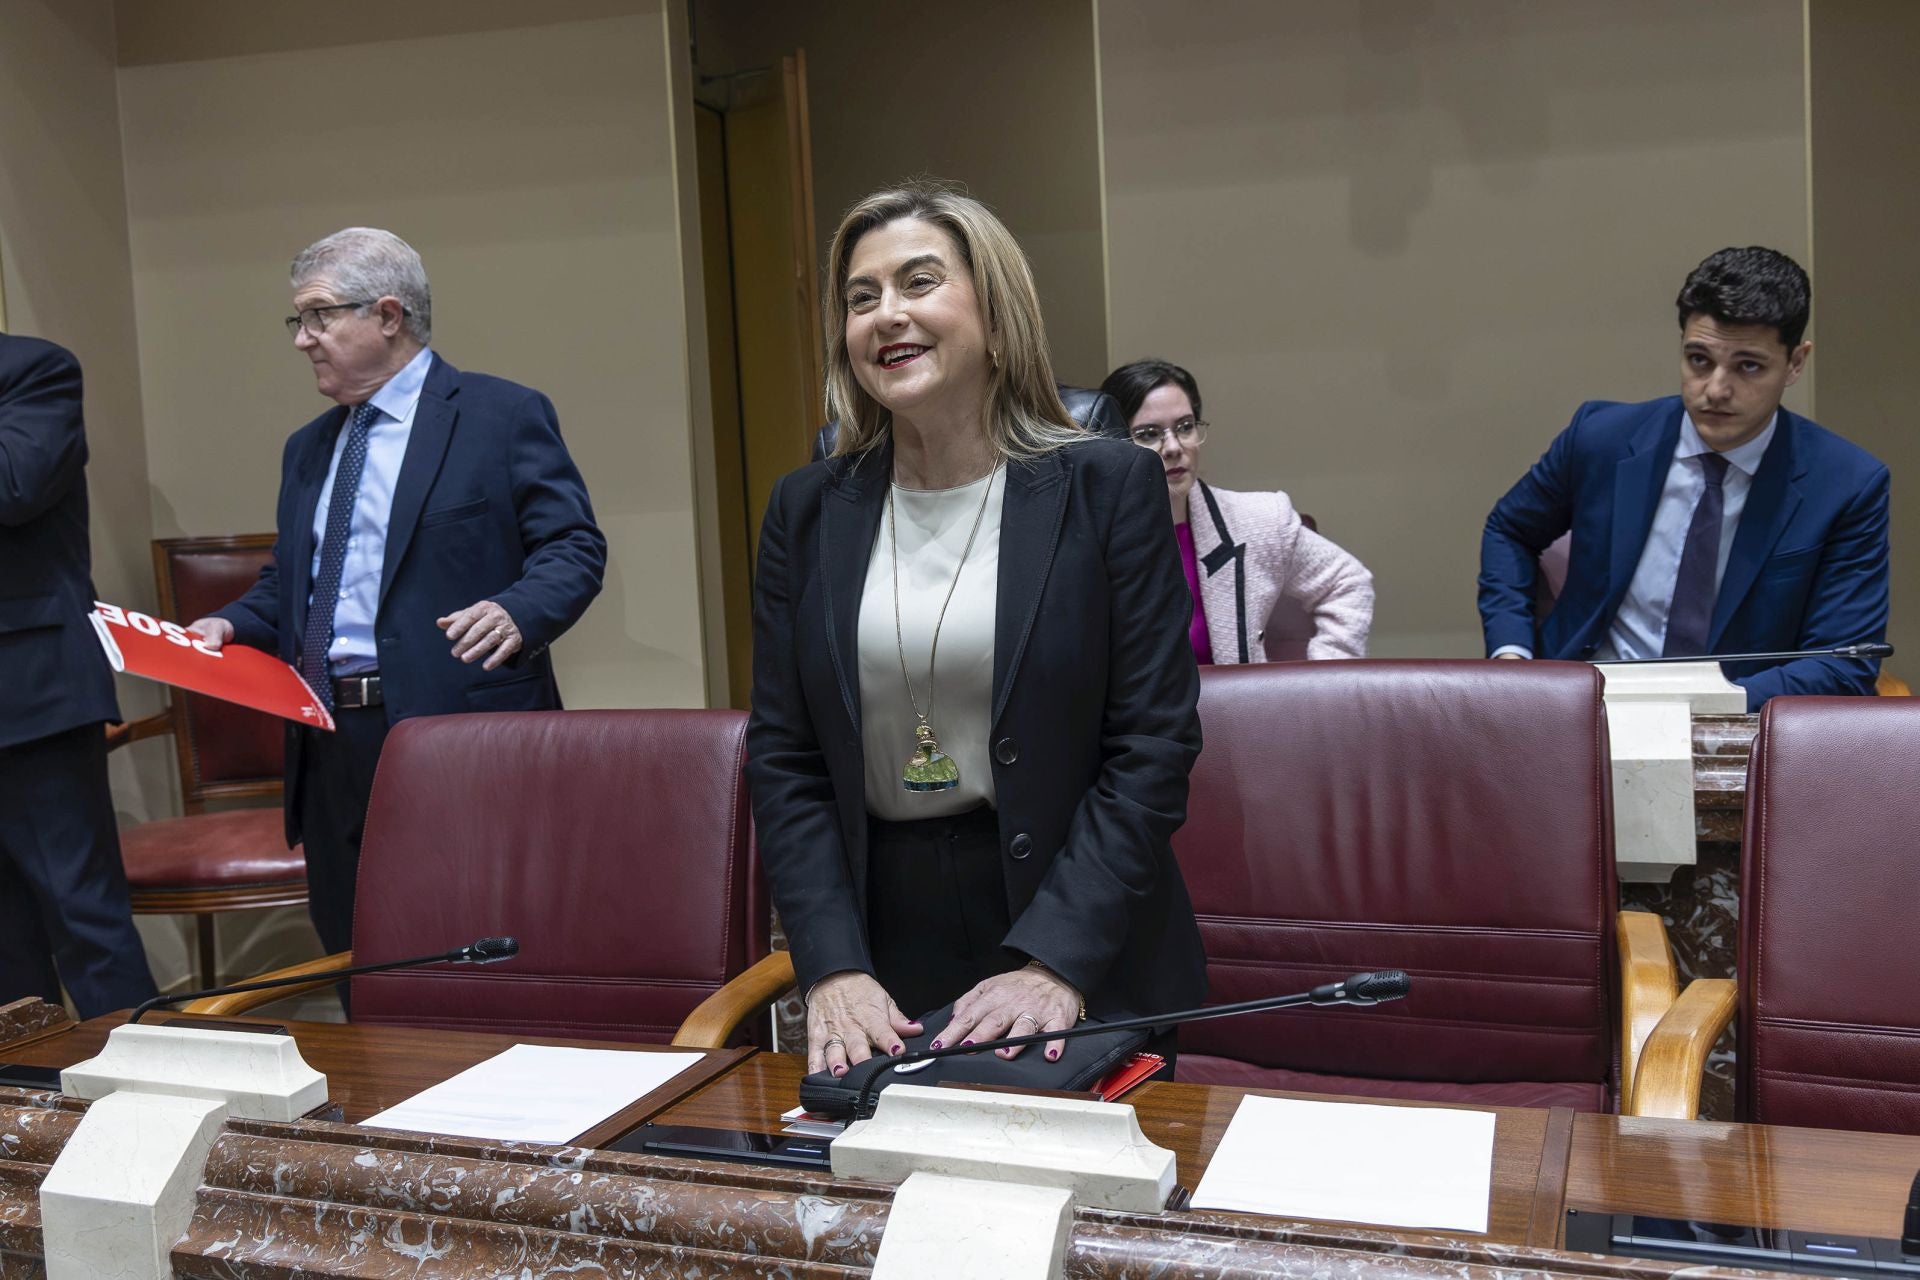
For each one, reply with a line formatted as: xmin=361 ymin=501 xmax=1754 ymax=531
xmin=0 ymin=335 xmax=119 ymax=750
xmin=214 ymin=353 xmax=606 ymax=843
xmin=746 ymin=434 xmax=1207 ymax=1019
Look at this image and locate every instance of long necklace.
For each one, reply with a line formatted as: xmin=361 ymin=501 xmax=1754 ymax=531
xmin=890 ymin=463 xmax=1000 ymax=792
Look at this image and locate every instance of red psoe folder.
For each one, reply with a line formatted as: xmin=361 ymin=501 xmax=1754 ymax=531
xmin=92 ymin=601 xmax=334 ymax=731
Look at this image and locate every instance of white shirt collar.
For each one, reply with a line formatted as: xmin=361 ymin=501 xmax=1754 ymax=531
xmin=1677 ymin=410 xmax=1777 ymax=479
xmin=366 ymin=346 xmax=434 ymax=423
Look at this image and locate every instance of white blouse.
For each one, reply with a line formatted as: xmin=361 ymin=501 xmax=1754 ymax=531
xmin=858 ymin=465 xmax=1004 ymax=821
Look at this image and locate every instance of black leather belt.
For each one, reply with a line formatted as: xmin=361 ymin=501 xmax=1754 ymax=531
xmin=332 ymin=674 xmax=383 ymax=709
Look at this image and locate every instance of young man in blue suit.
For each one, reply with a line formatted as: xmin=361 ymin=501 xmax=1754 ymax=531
xmin=1479 ymin=246 xmax=1889 ymax=710
xmin=0 ymin=332 xmax=159 ymax=1016
xmin=189 ymin=229 xmax=606 ymax=955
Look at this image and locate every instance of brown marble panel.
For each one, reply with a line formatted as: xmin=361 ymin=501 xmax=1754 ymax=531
xmin=0 ymin=1003 xmax=68 ymax=1055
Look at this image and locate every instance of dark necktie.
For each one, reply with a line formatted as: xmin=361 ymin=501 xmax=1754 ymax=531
xmin=300 ymin=402 xmax=379 ymax=710
xmin=1662 ymin=451 xmax=1732 ymax=658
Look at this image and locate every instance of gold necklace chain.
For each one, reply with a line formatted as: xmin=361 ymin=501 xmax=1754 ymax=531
xmin=889 ymin=464 xmax=1000 ymax=728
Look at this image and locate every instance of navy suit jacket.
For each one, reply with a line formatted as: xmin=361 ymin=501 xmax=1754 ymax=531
xmin=1479 ymin=396 xmax=1890 ymax=709
xmin=745 ymin=436 xmax=1209 ymax=1021
xmin=0 ymin=335 xmax=120 ymax=749
xmin=216 ymin=353 xmax=605 ymax=840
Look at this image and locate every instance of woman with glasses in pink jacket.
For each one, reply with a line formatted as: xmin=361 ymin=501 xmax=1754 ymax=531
xmin=1100 ymin=359 xmax=1374 ymax=663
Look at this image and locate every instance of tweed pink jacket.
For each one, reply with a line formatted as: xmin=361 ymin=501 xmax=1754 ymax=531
xmin=1188 ymin=481 xmax=1373 ymax=662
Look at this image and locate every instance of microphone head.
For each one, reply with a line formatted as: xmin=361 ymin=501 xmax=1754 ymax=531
xmin=466 ymin=936 xmax=520 ymax=964
xmin=1344 ymin=969 xmax=1410 ymax=1004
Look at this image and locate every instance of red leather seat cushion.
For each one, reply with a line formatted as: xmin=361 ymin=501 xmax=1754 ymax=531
xmin=1740 ymin=697 xmax=1920 ymax=1135
xmin=119 ymin=808 xmax=303 ymax=888
xmin=1176 ymin=1054 xmax=1609 ymax=1112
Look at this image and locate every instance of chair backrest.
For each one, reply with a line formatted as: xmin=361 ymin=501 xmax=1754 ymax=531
xmin=1176 ymin=661 xmax=1618 ymax=1088
xmin=151 ymin=535 xmax=283 ymax=809
xmin=1738 ymin=697 xmax=1920 ymax=1133
xmin=349 ymin=709 xmax=760 ymax=1043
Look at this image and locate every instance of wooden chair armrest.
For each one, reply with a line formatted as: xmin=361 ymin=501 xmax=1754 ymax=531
xmin=1616 ymin=910 xmax=1680 ymax=1096
xmin=1626 ymin=978 xmax=1737 ymax=1119
xmin=105 ymin=710 xmax=173 ymax=753
xmin=178 ymin=951 xmax=355 ymax=1016
xmin=672 ymin=951 xmax=797 ymax=1049
xmin=1878 ymin=670 xmax=1911 ymax=697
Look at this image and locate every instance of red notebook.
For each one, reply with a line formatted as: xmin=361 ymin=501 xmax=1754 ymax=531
xmin=1093 ymin=1052 xmax=1166 ymax=1102
xmin=92 ymin=601 xmax=334 ymax=731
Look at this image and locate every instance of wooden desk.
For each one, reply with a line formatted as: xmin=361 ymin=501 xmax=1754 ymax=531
xmin=11 ymin=1005 xmax=1919 ymax=1279
xmin=654 ymin=1050 xmax=1574 ymax=1246
xmin=0 ymin=1008 xmax=749 ymax=1148
xmin=1567 ymin=1111 xmax=1920 ymax=1243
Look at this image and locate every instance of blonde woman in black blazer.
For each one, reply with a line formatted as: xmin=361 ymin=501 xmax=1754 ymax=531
xmin=747 ymin=183 xmax=1207 ymax=1081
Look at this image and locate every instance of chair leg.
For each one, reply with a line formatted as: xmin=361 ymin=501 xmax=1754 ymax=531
xmin=195 ymin=914 xmax=218 ymax=990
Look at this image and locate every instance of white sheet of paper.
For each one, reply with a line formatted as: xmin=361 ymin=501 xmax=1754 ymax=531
xmin=1190 ymin=1094 xmax=1497 ymax=1233
xmin=360 ymin=1044 xmax=704 ymax=1144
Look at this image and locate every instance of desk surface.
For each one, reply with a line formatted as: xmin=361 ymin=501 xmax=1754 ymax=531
xmin=13 ymin=1008 xmax=1920 ymax=1278
xmin=2 ymin=1010 xmax=748 ymax=1149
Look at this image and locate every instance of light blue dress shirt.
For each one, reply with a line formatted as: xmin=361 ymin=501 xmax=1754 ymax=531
xmin=308 ymin=346 xmax=433 ymax=676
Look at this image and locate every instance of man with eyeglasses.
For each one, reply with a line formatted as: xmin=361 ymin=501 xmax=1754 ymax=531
xmin=188 ymin=227 xmax=605 ymax=958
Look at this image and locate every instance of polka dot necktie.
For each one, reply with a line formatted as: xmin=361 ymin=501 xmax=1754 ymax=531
xmin=1662 ymin=451 xmax=1732 ymax=658
xmin=300 ymin=402 xmax=379 ymax=710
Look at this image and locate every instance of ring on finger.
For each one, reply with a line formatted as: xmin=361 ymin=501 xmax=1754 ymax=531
xmin=823 ymin=1036 xmax=845 ymax=1049
xmin=1013 ymin=1012 xmax=1040 ymax=1029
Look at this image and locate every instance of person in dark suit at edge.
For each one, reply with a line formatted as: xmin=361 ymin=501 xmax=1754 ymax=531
xmin=0 ymin=332 xmax=159 ymax=1016
xmin=189 ymin=228 xmax=605 ymax=958
xmin=1479 ymin=246 xmax=1889 ymax=709
xmin=747 ymin=182 xmax=1208 ymax=1081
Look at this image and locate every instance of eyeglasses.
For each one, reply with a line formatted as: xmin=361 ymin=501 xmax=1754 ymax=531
xmin=284 ymin=300 xmax=377 ymax=337
xmin=1128 ymin=418 xmax=1209 ymax=449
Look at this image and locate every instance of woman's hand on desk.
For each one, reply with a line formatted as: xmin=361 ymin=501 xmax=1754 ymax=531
xmin=940 ymin=965 xmax=1083 ymax=1063
xmin=807 ymin=972 xmax=922 ymax=1077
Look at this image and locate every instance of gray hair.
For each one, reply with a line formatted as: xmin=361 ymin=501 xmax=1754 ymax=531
xmin=290 ymin=227 xmax=433 ymax=345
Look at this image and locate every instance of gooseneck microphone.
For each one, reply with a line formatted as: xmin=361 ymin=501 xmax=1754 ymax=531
xmin=852 ymin=968 xmax=1411 ymax=1119
xmin=128 ymin=936 xmax=520 ymax=1024
xmin=1603 ymin=642 xmax=1892 ymax=666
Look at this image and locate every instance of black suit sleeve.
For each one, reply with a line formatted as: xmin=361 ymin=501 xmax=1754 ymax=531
xmin=744 ymin=473 xmax=873 ymax=992
xmin=1004 ymin=447 xmax=1202 ymax=997
xmin=0 ymin=342 xmax=86 ymax=528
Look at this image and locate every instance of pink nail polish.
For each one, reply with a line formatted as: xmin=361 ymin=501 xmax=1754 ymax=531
xmin=890 ymin=1044 xmax=904 ymax=1055
xmin=1047 ymin=1050 xmax=1059 ymax=1061
xmin=833 ymin=1065 xmax=847 ymax=1076
xmin=930 ymin=1040 xmax=943 ymax=1051
xmin=961 ymin=1039 xmax=974 ymax=1046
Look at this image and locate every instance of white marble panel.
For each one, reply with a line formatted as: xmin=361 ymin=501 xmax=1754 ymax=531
xmin=832 ymin=1083 xmax=1175 ymax=1212
xmin=873 ymin=1171 xmax=1071 ymax=1280
xmin=40 ymin=1090 xmax=226 ymax=1280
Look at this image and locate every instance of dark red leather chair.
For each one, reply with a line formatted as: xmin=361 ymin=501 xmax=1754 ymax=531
xmin=1174 ymin=660 xmax=1621 ymax=1111
xmin=108 ymin=535 xmax=306 ymax=986
xmin=192 ymin=709 xmax=766 ymax=1044
xmin=1736 ymin=697 xmax=1920 ymax=1135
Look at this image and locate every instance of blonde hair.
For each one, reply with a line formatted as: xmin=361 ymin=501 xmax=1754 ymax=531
xmin=824 ymin=181 xmax=1082 ymax=460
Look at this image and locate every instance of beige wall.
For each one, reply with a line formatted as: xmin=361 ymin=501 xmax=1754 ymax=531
xmin=692 ymin=0 xmax=1110 ymax=388
xmin=1809 ymin=0 xmax=1918 ymax=668
xmin=1099 ymin=0 xmax=1811 ymax=658
xmin=0 ymin=0 xmax=173 ymax=822
xmin=115 ymin=0 xmax=709 ymax=711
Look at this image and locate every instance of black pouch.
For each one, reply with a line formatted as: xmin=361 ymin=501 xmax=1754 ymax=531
xmin=797 ymin=1003 xmax=1148 ymax=1119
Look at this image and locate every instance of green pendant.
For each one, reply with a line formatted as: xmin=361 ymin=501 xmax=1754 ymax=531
xmin=902 ymin=721 xmax=960 ymax=792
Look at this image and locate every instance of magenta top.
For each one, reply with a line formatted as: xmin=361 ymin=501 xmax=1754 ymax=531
xmin=1174 ymin=521 xmax=1213 ymax=664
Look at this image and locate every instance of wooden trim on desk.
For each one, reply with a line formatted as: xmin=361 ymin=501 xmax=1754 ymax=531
xmin=570 ymin=1045 xmax=755 ymax=1149
xmin=1528 ymin=1105 xmax=1577 ymax=1247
